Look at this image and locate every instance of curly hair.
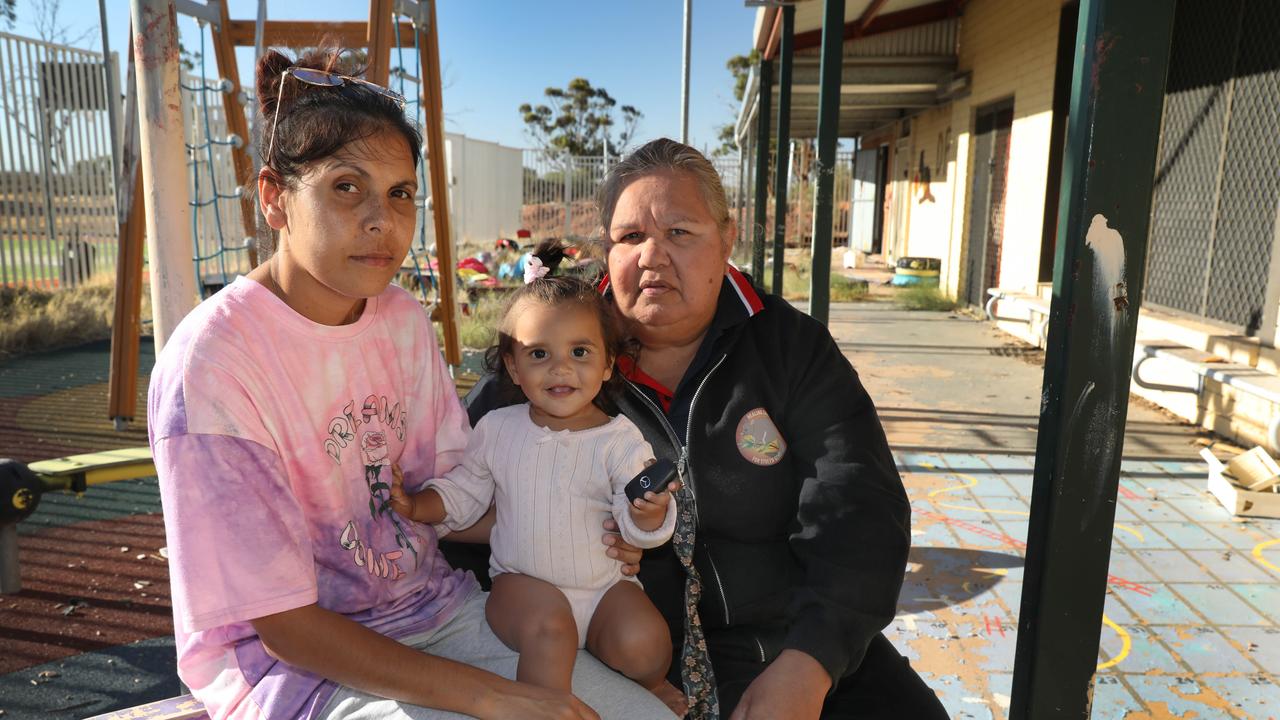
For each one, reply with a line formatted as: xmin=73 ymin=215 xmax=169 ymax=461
xmin=483 ymin=239 xmax=632 ymax=412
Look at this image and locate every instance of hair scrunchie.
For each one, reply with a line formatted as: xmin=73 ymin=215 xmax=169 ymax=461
xmin=524 ymin=255 xmax=550 ymax=284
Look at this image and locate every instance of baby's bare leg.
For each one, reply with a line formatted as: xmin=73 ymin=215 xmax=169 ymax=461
xmin=585 ymin=581 xmax=673 ymax=692
xmin=486 ymin=573 xmax=578 ymax=691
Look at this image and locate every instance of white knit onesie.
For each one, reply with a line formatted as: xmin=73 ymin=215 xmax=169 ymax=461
xmin=427 ymin=404 xmax=677 ymax=646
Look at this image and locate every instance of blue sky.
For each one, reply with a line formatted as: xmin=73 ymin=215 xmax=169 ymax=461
xmin=8 ymin=0 xmax=758 ymax=153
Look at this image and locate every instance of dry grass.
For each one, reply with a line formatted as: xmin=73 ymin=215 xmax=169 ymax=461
xmin=894 ymin=286 xmax=959 ymax=311
xmin=457 ymin=291 xmax=508 ymax=350
xmin=0 ymin=278 xmax=143 ymax=358
xmin=776 ymin=255 xmax=870 ymax=303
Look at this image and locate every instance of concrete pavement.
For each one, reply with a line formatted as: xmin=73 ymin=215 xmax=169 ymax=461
xmin=818 ymin=298 xmax=1278 ymax=719
xmin=825 ymin=301 xmax=1210 ymax=458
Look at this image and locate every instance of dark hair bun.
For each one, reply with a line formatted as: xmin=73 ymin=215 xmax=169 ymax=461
xmin=255 ymin=44 xmax=350 ymax=125
xmin=255 ymin=49 xmax=294 ymax=121
xmin=530 ymin=238 xmax=570 ymax=276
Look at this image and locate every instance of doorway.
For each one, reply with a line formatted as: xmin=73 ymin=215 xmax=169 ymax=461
xmin=964 ymin=101 xmax=1015 ymax=307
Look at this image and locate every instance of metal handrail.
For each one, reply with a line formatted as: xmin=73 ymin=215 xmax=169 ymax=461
xmin=986 ymin=290 xmax=1049 ymax=343
xmin=1132 ymin=344 xmax=1280 ymax=453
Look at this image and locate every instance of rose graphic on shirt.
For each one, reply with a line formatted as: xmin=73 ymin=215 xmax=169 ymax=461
xmin=362 ymin=430 xmax=419 ymax=569
xmin=362 ymin=430 xmax=390 ymax=467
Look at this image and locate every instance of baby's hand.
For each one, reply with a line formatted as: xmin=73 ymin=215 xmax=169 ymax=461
xmin=628 ymin=484 xmax=673 ymax=532
xmin=389 ymin=464 xmax=416 ymax=519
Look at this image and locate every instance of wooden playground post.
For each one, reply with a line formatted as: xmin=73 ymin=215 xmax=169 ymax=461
xmin=108 ymin=35 xmax=145 ymax=428
xmin=419 ymin=0 xmax=462 ymax=366
xmin=209 ymin=0 xmax=260 ymax=268
xmin=365 ymin=0 xmax=395 ymax=86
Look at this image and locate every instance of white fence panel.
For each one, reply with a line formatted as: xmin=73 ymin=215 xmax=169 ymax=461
xmin=0 ymin=32 xmax=118 ymax=289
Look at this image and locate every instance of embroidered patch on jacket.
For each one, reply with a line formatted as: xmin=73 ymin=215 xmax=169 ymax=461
xmin=735 ymin=408 xmax=787 ymax=466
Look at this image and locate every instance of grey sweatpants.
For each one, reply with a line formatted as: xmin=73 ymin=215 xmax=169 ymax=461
xmin=319 ymin=589 xmax=676 ymax=720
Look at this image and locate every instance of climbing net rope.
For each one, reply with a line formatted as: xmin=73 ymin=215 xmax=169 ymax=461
xmin=176 ymin=17 xmax=439 ymax=305
xmin=180 ymin=22 xmax=252 ymax=298
xmin=392 ymin=14 xmax=438 ymax=307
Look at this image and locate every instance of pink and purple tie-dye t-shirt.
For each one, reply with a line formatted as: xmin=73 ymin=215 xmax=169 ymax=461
xmin=148 ymin=276 xmax=478 ymax=720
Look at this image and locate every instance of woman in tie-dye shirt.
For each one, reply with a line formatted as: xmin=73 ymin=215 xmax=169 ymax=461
xmin=148 ymin=45 xmax=672 ymax=720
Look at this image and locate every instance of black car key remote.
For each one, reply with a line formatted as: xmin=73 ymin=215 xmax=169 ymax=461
xmin=624 ymin=458 xmax=677 ymax=503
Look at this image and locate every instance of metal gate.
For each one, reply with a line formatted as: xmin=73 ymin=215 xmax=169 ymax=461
xmin=0 ymin=33 xmax=119 ymax=289
xmin=1144 ymin=0 xmax=1280 ymax=331
xmin=520 ymin=151 xmax=745 ymax=244
xmin=964 ymin=102 xmax=1013 ymax=307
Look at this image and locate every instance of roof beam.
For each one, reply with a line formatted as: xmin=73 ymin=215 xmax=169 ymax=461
xmin=788 ymin=93 xmax=937 ymax=109
xmin=783 ymin=83 xmax=939 ymax=94
xmin=791 ymin=0 xmax=960 ymax=51
xmin=783 ymin=62 xmax=954 ymax=86
xmin=224 ymin=20 xmax=417 ymax=48
xmin=855 ymin=0 xmax=891 ymax=36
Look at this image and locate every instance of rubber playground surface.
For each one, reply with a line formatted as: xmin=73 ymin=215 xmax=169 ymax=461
xmin=0 ymin=322 xmax=1278 ymax=718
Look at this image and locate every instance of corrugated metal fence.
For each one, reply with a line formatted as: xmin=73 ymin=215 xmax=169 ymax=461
xmin=0 ymin=32 xmax=118 ymax=289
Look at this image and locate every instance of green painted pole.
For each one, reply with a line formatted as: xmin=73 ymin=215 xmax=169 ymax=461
xmin=808 ymin=0 xmax=844 ymax=325
xmin=751 ymin=58 xmax=772 ymax=282
xmin=1009 ymin=1 xmax=1176 ymax=717
xmin=771 ymin=5 xmax=794 ymax=296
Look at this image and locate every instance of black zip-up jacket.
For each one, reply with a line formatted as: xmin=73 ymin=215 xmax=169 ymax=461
xmin=463 ymin=271 xmax=910 ymax=691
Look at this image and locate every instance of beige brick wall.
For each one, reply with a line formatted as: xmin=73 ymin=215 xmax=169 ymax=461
xmin=897 ymin=0 xmax=1065 ymax=299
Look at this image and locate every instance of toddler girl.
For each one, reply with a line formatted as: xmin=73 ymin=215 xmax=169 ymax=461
xmin=390 ymin=240 xmax=681 ymax=709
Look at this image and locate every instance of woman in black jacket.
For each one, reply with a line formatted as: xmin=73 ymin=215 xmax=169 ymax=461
xmin=461 ymin=138 xmax=945 ymax=719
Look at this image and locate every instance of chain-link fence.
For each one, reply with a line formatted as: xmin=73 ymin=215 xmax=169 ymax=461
xmin=0 ymin=32 xmax=119 ymax=289
xmin=1145 ymin=0 xmax=1280 ymax=331
xmin=519 ymin=150 xmax=748 ymax=247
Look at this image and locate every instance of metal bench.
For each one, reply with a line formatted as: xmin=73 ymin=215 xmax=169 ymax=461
xmin=985 ymin=288 xmax=1051 ymax=344
xmin=84 ymin=694 xmax=208 ymax=720
xmin=1131 ymin=342 xmax=1280 ymax=452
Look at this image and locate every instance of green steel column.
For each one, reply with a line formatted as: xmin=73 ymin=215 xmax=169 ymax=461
xmin=751 ymin=58 xmax=773 ymax=282
xmin=1010 ymin=1 xmax=1176 ymax=718
xmin=771 ymin=5 xmax=795 ymax=296
xmin=808 ymin=0 xmax=844 ymax=325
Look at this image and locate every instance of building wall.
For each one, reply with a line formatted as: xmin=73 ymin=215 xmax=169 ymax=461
xmin=895 ymin=0 xmax=1064 ymax=299
xmin=426 ymin=133 xmax=524 ymax=248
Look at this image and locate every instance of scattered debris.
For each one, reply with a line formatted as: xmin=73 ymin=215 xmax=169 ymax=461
xmin=59 ymin=599 xmax=87 ymax=616
xmin=119 ymin=546 xmax=129 ymax=553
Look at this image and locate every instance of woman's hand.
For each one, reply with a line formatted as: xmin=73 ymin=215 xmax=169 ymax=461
xmin=602 ymin=518 xmax=642 ymax=576
xmin=389 ymin=464 xmax=415 ymax=519
xmin=482 ymin=683 xmax=600 ymax=720
xmin=728 ymin=650 xmax=831 ymax=720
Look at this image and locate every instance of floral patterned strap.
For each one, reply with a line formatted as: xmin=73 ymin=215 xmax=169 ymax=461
xmin=671 ymin=486 xmax=719 ymax=720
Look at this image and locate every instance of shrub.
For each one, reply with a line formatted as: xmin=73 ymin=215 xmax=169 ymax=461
xmin=0 ymin=280 xmax=128 ymax=358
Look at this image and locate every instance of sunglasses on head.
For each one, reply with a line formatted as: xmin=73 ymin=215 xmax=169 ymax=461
xmin=265 ymin=67 xmax=407 ymax=166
